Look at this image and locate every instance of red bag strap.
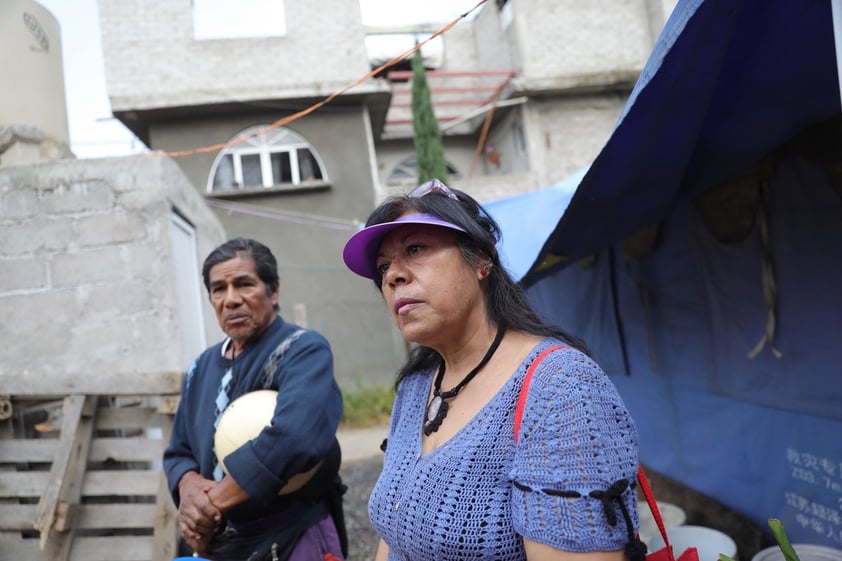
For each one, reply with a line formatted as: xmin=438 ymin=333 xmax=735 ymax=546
xmin=513 ymin=345 xmax=676 ymax=561
xmin=638 ymin=466 xmax=676 ymax=561
xmin=513 ymin=345 xmax=566 ymax=443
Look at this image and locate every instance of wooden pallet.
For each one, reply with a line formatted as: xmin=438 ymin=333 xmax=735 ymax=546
xmin=0 ymin=372 xmax=182 ymax=561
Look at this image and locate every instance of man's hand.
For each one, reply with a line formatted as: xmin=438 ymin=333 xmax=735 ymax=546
xmin=177 ymin=471 xmax=222 ymax=557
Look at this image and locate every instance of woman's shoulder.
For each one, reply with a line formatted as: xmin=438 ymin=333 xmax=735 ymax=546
xmin=516 ymin=338 xmax=638 ymax=463
xmin=527 ymin=338 xmax=614 ymax=394
xmin=531 ymin=337 xmax=595 ymax=366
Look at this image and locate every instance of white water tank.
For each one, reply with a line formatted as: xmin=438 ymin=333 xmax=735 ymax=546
xmin=0 ymin=0 xmax=70 ymax=147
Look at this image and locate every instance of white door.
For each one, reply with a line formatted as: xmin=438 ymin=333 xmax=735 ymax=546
xmin=169 ymin=212 xmax=207 ymax=368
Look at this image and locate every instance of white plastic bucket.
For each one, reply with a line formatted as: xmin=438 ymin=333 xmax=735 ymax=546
xmin=751 ymin=544 xmax=842 ymax=561
xmin=638 ymin=501 xmax=688 ymax=544
xmin=647 ymin=525 xmax=738 ymax=561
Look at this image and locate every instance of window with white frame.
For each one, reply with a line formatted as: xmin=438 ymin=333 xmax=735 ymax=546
xmin=192 ymin=0 xmax=286 ymax=40
xmin=207 ymin=126 xmax=327 ymax=193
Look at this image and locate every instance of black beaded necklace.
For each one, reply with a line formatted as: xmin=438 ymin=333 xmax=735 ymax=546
xmin=423 ymin=324 xmax=506 ymax=436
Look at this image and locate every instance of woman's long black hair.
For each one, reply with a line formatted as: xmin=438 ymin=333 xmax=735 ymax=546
xmin=362 ymin=182 xmax=589 ymax=387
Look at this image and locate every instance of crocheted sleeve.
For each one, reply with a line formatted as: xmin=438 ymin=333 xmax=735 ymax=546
xmin=510 ymin=346 xmax=640 ymax=553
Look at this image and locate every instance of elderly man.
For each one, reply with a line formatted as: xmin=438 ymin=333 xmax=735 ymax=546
xmin=163 ymin=238 xmax=345 ymax=561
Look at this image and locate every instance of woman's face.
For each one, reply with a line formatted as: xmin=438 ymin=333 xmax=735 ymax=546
xmin=375 ymin=222 xmax=486 ymax=348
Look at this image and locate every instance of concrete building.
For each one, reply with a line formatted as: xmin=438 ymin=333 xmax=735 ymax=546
xmin=86 ymin=0 xmax=678 ymax=388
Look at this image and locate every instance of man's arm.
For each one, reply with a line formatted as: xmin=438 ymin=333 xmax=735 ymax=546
xmin=222 ymin=331 xmax=342 ymax=498
xmin=205 ymin=473 xmax=250 ymax=511
xmin=162 ymin=362 xmax=203 ymax=505
xmin=183 ymin=469 xmax=250 ymax=555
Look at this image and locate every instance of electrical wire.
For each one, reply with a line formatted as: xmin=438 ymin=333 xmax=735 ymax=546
xmin=204 ymin=199 xmax=358 ymax=231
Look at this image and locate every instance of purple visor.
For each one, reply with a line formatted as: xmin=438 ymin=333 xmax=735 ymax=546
xmin=342 ymin=213 xmax=466 ymax=279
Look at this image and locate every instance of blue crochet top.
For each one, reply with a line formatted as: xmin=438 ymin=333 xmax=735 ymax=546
xmin=368 ymin=338 xmax=640 ymax=561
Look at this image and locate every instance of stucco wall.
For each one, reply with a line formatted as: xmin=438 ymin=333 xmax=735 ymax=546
xmin=0 ymin=155 xmax=225 ymax=378
xmin=148 ymin=106 xmax=379 ymax=221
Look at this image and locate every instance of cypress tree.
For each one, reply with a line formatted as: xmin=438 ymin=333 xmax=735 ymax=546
xmin=411 ymin=47 xmax=449 ymax=185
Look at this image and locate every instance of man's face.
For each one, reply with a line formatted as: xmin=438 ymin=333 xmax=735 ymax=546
xmin=207 ymin=255 xmax=278 ymax=352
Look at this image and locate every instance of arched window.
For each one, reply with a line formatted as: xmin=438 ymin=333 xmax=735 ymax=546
xmin=207 ymin=126 xmax=327 ymax=193
xmin=387 ymin=155 xmax=459 ymax=187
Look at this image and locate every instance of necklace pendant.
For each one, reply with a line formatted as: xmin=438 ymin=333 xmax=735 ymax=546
xmin=426 ymin=395 xmax=443 ymax=423
xmin=422 ymin=325 xmax=506 ymax=437
xmin=423 ymin=396 xmax=449 ymax=435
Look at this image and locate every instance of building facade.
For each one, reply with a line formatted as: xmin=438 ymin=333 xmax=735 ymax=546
xmin=94 ymin=0 xmax=677 ymax=387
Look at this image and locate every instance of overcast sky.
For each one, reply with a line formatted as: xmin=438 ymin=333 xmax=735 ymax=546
xmin=35 ymin=0 xmax=483 ymax=159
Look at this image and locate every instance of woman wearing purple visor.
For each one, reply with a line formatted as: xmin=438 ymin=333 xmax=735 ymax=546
xmin=342 ymin=179 xmax=643 ymax=561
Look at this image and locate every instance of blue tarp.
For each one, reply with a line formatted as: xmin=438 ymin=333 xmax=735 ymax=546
xmin=488 ymin=0 xmax=842 ymax=549
xmin=523 ymin=162 xmax=842 ymax=549
xmin=484 ymin=167 xmax=585 ymax=280
xmin=527 ymin=0 xmax=840 ymax=268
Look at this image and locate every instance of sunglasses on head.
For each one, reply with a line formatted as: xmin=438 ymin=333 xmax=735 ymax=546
xmin=409 ymin=178 xmax=459 ymax=201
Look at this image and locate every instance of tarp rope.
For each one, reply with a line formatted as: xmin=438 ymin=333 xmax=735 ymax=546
xmin=747 ymin=179 xmax=783 ymax=359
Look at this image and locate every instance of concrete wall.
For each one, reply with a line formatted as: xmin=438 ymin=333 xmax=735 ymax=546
xmin=469 ymin=1 xmax=514 ymax=72
xmin=0 ymin=155 xmax=225 ymax=378
xmin=439 ymin=23 xmax=484 ymax=71
xmin=524 ymin=94 xmax=628 ymax=184
xmin=97 ymin=0 xmax=372 ymax=112
xmin=507 ymin=0 xmax=654 ymax=83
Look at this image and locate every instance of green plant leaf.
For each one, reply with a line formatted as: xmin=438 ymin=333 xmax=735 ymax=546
xmin=720 ymin=554 xmax=738 ymax=561
xmin=768 ymin=518 xmax=800 ymax=561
